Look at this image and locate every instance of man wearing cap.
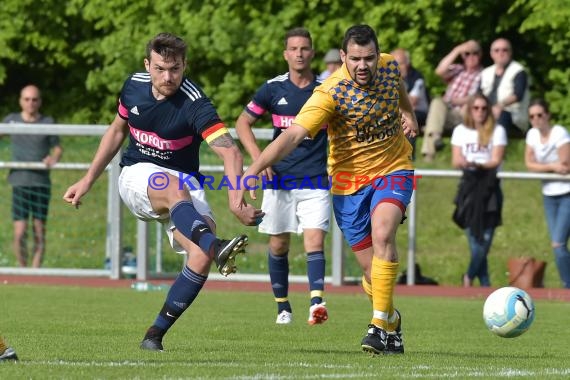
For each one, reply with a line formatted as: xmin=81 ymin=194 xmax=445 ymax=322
xmin=318 ymin=48 xmax=342 ymax=80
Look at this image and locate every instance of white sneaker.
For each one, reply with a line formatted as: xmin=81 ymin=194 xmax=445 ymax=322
xmin=308 ymin=302 xmax=328 ymax=325
xmin=276 ymin=310 xmax=292 ymax=324
xmin=0 ymin=346 xmax=18 ymax=361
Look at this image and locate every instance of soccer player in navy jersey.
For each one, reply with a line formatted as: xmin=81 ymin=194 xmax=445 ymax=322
xmin=63 ymin=32 xmax=263 ymax=351
xmin=235 ymin=27 xmax=329 ymax=326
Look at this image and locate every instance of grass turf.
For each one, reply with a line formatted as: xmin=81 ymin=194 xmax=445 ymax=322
xmin=1 ymin=284 xmax=570 ymax=379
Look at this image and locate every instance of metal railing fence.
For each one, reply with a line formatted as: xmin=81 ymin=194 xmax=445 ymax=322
xmin=1 ymin=123 xmax=568 ymax=286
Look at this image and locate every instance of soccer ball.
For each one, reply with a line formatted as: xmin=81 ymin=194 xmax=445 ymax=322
xmin=483 ymin=286 xmax=535 ymax=338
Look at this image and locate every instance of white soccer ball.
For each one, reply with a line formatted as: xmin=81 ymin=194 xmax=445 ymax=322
xmin=483 ymin=286 xmax=535 ymax=338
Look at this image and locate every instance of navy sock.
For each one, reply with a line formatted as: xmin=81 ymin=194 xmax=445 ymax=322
xmin=170 ymin=200 xmax=216 ymax=256
xmin=268 ymin=250 xmax=291 ymax=313
xmin=151 ymin=265 xmax=207 ymax=333
xmin=307 ymin=251 xmax=325 ymax=305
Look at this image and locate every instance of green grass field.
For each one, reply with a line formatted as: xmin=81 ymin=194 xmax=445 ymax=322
xmin=1 ymin=285 xmax=570 ymax=379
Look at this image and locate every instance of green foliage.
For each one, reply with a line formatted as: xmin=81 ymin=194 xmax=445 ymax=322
xmin=1 ymin=1 xmax=569 ymax=126
xmin=512 ymin=0 xmax=570 ymax=125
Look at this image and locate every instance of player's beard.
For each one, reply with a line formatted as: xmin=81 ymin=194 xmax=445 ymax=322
xmin=156 ymin=82 xmax=179 ymax=97
xmin=354 ymin=69 xmax=373 ymax=86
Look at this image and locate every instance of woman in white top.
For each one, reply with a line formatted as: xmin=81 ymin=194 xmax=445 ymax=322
xmin=451 ymin=93 xmax=507 ymax=287
xmin=525 ymin=98 xmax=570 ymax=288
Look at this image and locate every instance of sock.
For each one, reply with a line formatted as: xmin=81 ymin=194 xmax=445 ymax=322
xmin=268 ymin=249 xmax=291 ymax=313
xmin=170 ymin=200 xmax=216 ymax=256
xmin=370 ymin=256 xmax=398 ymax=330
xmin=149 ymin=265 xmax=207 ymax=337
xmin=361 ymin=275 xmax=373 ymax=302
xmin=387 ymin=310 xmax=400 ymax=332
xmin=307 ymin=251 xmax=325 ymax=305
xmin=0 ymin=336 xmax=7 ymax=352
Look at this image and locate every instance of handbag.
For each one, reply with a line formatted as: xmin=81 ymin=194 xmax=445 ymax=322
xmin=508 ymin=257 xmax=546 ymax=289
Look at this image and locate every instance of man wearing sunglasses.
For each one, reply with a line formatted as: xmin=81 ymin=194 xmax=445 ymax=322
xmin=421 ymin=40 xmax=483 ymax=162
xmin=480 ymin=38 xmax=530 ymax=138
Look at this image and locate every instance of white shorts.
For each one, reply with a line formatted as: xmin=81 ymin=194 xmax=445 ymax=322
xmin=258 ymin=188 xmax=330 ymax=235
xmin=118 ymin=162 xmax=214 ymax=253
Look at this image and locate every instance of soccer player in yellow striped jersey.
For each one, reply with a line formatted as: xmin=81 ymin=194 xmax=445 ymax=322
xmin=237 ymin=25 xmax=418 ymax=355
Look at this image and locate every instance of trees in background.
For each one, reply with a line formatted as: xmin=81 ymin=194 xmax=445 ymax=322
xmin=0 ymin=0 xmax=568 ymax=127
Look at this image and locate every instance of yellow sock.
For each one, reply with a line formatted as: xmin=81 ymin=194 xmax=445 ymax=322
xmin=0 ymin=336 xmax=7 ymax=352
xmin=387 ymin=310 xmax=400 ymax=332
xmin=361 ymin=275 xmax=372 ymax=302
xmin=310 ymin=290 xmax=324 ymax=303
xmin=370 ymin=256 xmax=398 ymax=330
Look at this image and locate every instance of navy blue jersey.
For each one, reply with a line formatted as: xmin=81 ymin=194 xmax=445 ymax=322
xmin=244 ymin=73 xmax=328 ymax=189
xmin=118 ymin=72 xmax=224 ymax=177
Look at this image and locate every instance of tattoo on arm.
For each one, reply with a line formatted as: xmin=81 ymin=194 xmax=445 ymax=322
xmin=209 ymin=133 xmax=236 ymax=148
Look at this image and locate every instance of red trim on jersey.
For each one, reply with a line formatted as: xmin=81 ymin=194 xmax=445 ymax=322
xmin=201 ymin=122 xmax=226 ymax=140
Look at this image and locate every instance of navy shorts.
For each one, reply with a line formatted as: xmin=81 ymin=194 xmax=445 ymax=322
xmin=12 ymin=186 xmax=51 ymax=221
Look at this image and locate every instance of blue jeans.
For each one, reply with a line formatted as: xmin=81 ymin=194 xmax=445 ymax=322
xmin=465 ymin=227 xmax=495 ymax=287
xmin=543 ymin=193 xmax=570 ymax=288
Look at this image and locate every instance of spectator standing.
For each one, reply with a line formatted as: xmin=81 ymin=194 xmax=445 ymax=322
xmin=524 ymin=99 xmax=570 ymax=288
xmin=63 ymin=33 xmax=262 ymax=352
xmin=318 ymin=48 xmax=342 ymax=80
xmin=3 ymin=85 xmax=63 ymax=268
xmin=391 ymin=48 xmax=430 ymax=159
xmin=237 ymin=24 xmax=418 ymax=355
xmin=451 ymin=94 xmax=506 ymax=287
xmin=480 ymin=38 xmax=530 ymax=138
xmin=235 ymin=27 xmax=329 ymax=325
xmin=421 ymin=40 xmax=483 ymax=162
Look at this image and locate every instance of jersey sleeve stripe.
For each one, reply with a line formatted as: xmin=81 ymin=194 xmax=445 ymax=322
xmin=118 ymin=100 xmax=129 ymax=119
xmin=202 ymin=122 xmax=229 ymax=143
xmin=181 ymin=80 xmax=202 ymax=101
xmin=246 ymin=101 xmax=265 ymax=116
xmin=131 ymin=72 xmax=151 ymax=82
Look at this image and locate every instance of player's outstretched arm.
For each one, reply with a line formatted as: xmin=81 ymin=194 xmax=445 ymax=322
xmin=208 ymin=131 xmax=264 ymax=226
xmin=398 ymin=78 xmax=419 ymax=139
xmin=235 ymin=124 xmax=308 ymax=208
xmin=235 ymin=111 xmax=275 ymax=183
xmin=63 ymin=115 xmax=128 ymax=208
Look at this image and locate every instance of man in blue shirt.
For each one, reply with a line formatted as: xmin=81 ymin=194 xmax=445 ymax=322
xmin=64 ymin=32 xmax=263 ymax=352
xmin=236 ymin=27 xmax=329 ymax=326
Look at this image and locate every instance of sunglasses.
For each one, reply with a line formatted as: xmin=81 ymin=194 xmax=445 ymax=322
xmin=472 ymin=105 xmax=488 ymax=111
xmin=493 ymin=47 xmax=510 ymax=53
xmin=529 ymin=113 xmax=544 ymax=120
xmin=462 ymin=51 xmax=479 ymax=57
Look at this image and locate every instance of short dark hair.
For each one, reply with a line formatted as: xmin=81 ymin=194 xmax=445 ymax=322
xmin=284 ymin=27 xmax=312 ymax=48
xmin=146 ymin=33 xmax=187 ymax=62
xmin=528 ymin=98 xmax=550 ymax=114
xmin=342 ymin=24 xmax=379 ymax=53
